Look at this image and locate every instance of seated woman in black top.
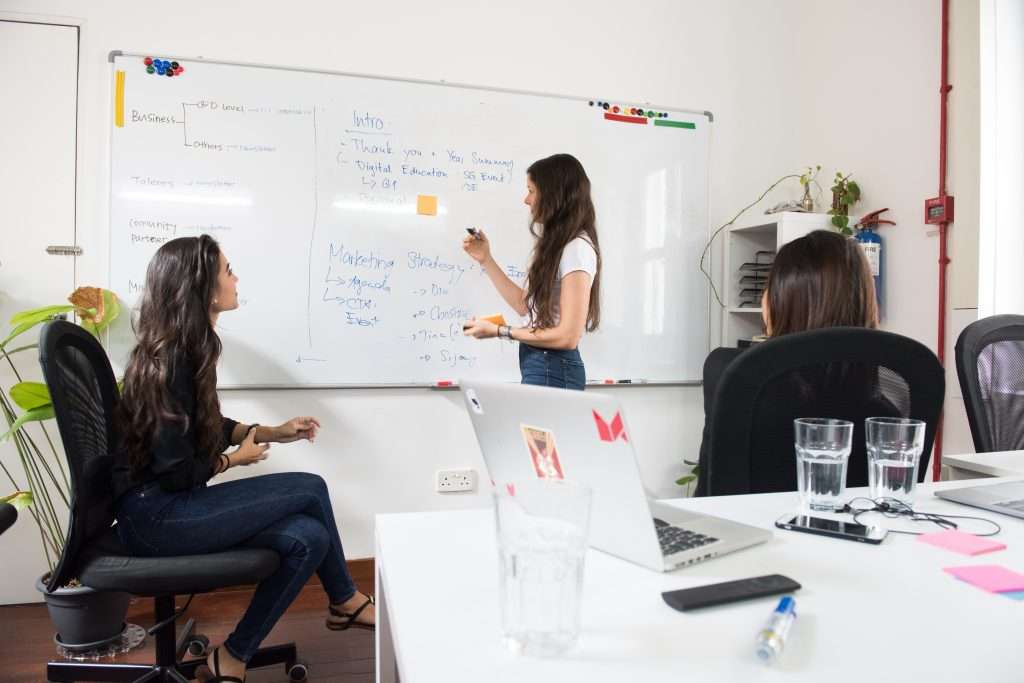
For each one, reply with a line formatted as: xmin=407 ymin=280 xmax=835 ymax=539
xmin=695 ymin=229 xmax=884 ymax=494
xmin=113 ymin=235 xmax=373 ymax=683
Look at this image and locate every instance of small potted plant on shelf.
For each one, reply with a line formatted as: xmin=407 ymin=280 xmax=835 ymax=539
xmin=798 ymin=165 xmax=822 ymax=212
xmin=0 ymin=286 xmax=131 ymax=649
xmin=829 ymin=172 xmax=862 ymax=235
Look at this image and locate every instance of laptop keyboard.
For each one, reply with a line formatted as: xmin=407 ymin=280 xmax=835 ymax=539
xmin=653 ymin=518 xmax=718 ymax=556
xmin=995 ymin=499 xmax=1024 ymax=512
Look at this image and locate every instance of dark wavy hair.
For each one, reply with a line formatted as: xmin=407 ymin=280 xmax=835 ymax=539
xmin=765 ymin=229 xmax=878 ymax=337
xmin=525 ymin=154 xmax=602 ymax=331
xmin=116 ymin=235 xmax=225 ymax=475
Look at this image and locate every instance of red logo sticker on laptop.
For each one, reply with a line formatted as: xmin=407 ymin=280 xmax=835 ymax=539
xmin=593 ymin=410 xmax=628 ymax=443
xmin=520 ymin=424 xmax=564 ymax=480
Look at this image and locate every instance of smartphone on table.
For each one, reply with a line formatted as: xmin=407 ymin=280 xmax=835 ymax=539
xmin=775 ymin=513 xmax=887 ymax=544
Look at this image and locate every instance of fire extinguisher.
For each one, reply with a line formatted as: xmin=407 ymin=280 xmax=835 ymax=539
xmin=854 ymin=208 xmax=895 ymax=316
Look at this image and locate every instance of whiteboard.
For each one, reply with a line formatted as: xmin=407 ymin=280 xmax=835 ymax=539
xmin=108 ymin=54 xmax=710 ymax=387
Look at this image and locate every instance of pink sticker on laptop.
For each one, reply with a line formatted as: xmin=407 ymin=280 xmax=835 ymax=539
xmin=520 ymin=424 xmax=564 ymax=480
xmin=918 ymin=529 xmax=1006 ymax=556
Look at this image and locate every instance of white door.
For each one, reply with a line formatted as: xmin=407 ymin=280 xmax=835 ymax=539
xmin=0 ymin=19 xmax=79 ymax=604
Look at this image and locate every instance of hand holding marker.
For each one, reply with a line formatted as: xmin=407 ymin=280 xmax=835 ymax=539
xmin=462 ymin=227 xmax=507 ymax=335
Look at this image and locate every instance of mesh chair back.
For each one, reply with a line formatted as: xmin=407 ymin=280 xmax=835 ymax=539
xmin=955 ymin=314 xmax=1024 ymax=453
xmin=701 ymin=327 xmax=944 ymax=496
xmin=38 ymin=321 xmax=120 ymax=591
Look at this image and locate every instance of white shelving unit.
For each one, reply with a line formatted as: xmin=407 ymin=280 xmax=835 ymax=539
xmin=721 ymin=212 xmax=833 ymax=346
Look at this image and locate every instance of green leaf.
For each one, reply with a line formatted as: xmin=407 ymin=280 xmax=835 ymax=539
xmin=675 ymin=475 xmax=697 ymax=486
xmin=0 ymin=491 xmax=33 ymax=510
xmin=847 ymin=181 xmax=861 ymax=199
xmin=1 ymin=305 xmax=75 ymax=349
xmin=0 ymin=405 xmax=55 ymax=441
xmin=100 ymin=290 xmax=121 ymax=330
xmin=9 ymin=304 xmax=75 ymax=327
xmin=10 ymin=382 xmax=51 ymax=411
xmin=0 ymin=320 xmax=38 ymax=350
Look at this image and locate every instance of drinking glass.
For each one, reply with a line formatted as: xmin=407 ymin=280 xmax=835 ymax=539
xmin=494 ymin=480 xmax=592 ymax=657
xmin=865 ymin=417 xmax=926 ymax=505
xmin=794 ymin=418 xmax=853 ymax=511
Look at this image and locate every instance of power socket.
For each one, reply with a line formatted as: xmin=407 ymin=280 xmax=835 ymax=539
xmin=436 ymin=469 xmax=477 ymax=493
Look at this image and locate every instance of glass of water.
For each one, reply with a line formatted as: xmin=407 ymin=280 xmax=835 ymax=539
xmin=494 ymin=480 xmax=591 ymax=657
xmin=866 ymin=417 xmax=926 ymax=504
xmin=794 ymin=418 xmax=853 ymax=511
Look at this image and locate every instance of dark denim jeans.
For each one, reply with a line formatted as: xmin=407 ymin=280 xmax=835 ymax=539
xmin=519 ymin=343 xmax=586 ymax=390
xmin=116 ymin=472 xmax=356 ymax=663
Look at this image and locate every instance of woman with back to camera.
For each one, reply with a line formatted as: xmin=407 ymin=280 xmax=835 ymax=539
xmin=695 ymin=229 xmax=886 ymax=495
xmin=461 ymin=153 xmax=601 ymax=390
xmin=113 ymin=235 xmax=374 ymax=683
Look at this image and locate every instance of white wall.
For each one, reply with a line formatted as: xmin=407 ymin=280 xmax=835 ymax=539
xmin=980 ymin=0 xmax=1024 ymax=317
xmin=0 ymin=0 xmax=969 ymax=603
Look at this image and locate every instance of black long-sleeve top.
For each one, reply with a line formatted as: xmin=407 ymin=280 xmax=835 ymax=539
xmin=112 ymin=356 xmax=237 ymax=502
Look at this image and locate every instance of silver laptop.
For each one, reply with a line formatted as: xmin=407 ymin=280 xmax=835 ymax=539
xmin=461 ymin=380 xmax=771 ymax=572
xmin=935 ymin=480 xmax=1024 ymax=519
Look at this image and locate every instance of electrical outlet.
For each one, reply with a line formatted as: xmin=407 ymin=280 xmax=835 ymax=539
xmin=436 ymin=469 xmax=477 ymax=493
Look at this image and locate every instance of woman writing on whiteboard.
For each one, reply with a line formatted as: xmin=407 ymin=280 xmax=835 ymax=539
xmin=113 ymin=235 xmax=374 ymax=683
xmin=462 ymin=153 xmax=601 ymax=391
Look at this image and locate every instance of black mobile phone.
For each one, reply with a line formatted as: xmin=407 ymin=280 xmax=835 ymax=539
xmin=661 ymin=574 xmax=801 ymax=612
xmin=775 ymin=513 xmax=887 ymax=544
xmin=466 ymin=227 xmax=478 ymax=236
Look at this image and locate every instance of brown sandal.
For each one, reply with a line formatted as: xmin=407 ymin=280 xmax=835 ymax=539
xmin=326 ymin=595 xmax=375 ymax=631
xmin=196 ymin=647 xmax=245 ymax=683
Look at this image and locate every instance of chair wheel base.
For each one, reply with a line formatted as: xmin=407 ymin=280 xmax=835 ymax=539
xmin=287 ymin=662 xmax=309 ymax=682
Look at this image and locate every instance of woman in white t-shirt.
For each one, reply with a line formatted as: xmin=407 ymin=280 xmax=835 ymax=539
xmin=462 ymin=153 xmax=601 ymax=390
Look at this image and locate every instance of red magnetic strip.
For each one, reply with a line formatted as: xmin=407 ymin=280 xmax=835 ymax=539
xmin=604 ymin=113 xmax=648 ymax=125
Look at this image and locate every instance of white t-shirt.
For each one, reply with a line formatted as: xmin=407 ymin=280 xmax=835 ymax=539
xmin=527 ymin=237 xmax=598 ymax=326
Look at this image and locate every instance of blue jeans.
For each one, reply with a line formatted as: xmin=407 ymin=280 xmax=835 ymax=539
xmin=519 ymin=343 xmax=586 ymax=390
xmin=116 ymin=472 xmax=357 ymax=663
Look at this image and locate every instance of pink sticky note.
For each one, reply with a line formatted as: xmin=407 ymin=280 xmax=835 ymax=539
xmin=918 ymin=529 xmax=1006 ymax=556
xmin=944 ymin=565 xmax=1024 ymax=593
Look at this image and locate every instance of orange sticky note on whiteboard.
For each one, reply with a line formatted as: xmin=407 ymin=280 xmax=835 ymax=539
xmin=481 ymin=314 xmax=507 ymax=326
xmin=416 ymin=195 xmax=438 ymax=216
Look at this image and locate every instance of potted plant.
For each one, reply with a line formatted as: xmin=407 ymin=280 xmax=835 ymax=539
xmin=675 ymin=462 xmax=699 ymax=496
xmin=829 ymin=172 xmax=862 ymax=235
xmin=0 ymin=286 xmax=132 ymax=649
xmin=798 ymin=165 xmax=822 ymax=212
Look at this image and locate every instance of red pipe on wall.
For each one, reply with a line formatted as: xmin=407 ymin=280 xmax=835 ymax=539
xmin=933 ymin=0 xmax=952 ymax=481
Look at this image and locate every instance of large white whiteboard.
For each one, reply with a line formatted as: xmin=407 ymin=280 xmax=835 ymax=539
xmin=108 ymin=54 xmax=710 ymax=387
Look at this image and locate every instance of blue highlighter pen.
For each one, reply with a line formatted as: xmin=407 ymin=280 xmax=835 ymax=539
xmin=755 ymin=596 xmax=796 ymax=664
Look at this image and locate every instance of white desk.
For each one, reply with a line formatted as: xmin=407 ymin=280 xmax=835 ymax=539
xmin=376 ymin=479 xmax=1024 ymax=682
xmin=944 ymin=450 xmax=1024 ymax=479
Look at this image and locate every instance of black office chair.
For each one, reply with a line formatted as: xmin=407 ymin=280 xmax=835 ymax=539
xmin=38 ymin=320 xmax=305 ymax=682
xmin=955 ymin=314 xmax=1024 ymax=453
xmin=697 ymin=327 xmax=945 ymax=496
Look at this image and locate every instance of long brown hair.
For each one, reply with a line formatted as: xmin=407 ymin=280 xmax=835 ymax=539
xmin=116 ymin=235 xmax=225 ymax=474
xmin=765 ymin=230 xmax=878 ymax=337
xmin=524 ymin=154 xmax=601 ymax=331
